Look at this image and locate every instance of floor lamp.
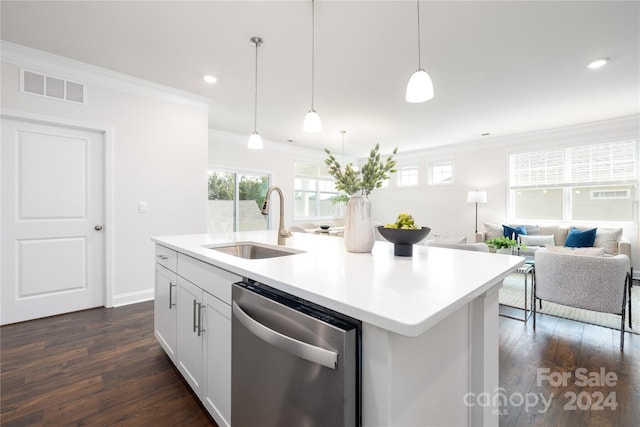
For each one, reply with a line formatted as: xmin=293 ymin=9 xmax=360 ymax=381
xmin=467 ymin=190 xmax=487 ymax=233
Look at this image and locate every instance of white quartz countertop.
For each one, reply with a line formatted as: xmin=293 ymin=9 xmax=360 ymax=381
xmin=152 ymin=231 xmax=524 ymax=337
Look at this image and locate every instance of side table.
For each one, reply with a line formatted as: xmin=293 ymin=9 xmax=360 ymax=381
xmin=499 ymin=262 xmax=535 ymax=322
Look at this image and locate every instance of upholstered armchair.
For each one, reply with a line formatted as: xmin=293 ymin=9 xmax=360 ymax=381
xmin=533 ymin=248 xmax=631 ymax=350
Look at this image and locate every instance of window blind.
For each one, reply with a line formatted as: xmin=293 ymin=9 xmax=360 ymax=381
xmin=511 ymin=140 xmax=638 ymax=188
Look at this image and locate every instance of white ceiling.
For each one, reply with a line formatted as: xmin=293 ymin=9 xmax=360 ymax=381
xmin=1 ymin=1 xmax=638 ymax=157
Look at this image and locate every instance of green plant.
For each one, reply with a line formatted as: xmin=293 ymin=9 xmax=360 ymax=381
xmin=324 ymin=143 xmax=398 ymax=196
xmin=331 ymin=193 xmax=351 ymax=205
xmin=485 ymin=236 xmax=528 ymax=251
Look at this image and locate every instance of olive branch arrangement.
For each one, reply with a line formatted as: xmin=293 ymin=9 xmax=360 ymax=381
xmin=324 ymin=143 xmax=398 ymax=197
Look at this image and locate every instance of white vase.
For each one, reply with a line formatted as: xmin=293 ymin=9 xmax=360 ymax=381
xmin=343 ymin=195 xmax=375 ymax=253
xmin=496 ymin=248 xmax=513 ymax=255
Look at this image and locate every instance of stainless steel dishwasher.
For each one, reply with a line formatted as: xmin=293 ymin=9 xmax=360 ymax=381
xmin=232 ymin=281 xmax=361 ymax=427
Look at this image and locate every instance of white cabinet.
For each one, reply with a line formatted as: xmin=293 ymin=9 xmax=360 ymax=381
xmin=202 ymin=291 xmax=232 ymax=427
xmin=154 ymin=247 xmax=177 ymax=364
xmin=156 ymin=251 xmax=239 ymax=427
xmin=177 ymin=277 xmax=204 ymax=394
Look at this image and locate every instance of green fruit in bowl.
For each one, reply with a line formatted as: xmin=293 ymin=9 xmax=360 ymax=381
xmin=384 ymin=212 xmax=421 ymax=230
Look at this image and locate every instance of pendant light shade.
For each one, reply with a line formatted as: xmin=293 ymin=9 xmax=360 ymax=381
xmin=406 ymin=68 xmax=434 ymax=103
xmin=248 ymin=36 xmax=263 ymax=149
xmin=304 ymin=0 xmax=321 ymax=133
xmin=304 ymin=109 xmax=322 ymax=133
xmin=406 ymin=0 xmax=434 ymax=103
xmin=248 ymin=132 xmax=263 ymax=149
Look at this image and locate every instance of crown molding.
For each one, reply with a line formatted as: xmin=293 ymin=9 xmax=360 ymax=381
xmin=392 ymin=114 xmax=640 ymax=160
xmin=1 ymin=40 xmax=210 ymax=111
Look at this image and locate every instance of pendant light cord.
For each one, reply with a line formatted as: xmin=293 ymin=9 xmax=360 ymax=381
xmin=416 ymin=0 xmax=422 ymax=68
xmin=253 ymin=39 xmax=259 ymax=133
xmin=310 ymin=0 xmax=316 ymax=110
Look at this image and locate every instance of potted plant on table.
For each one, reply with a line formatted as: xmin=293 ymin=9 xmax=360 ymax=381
xmin=324 ymin=143 xmax=397 ymax=253
xmin=485 ymin=236 xmax=527 ymax=254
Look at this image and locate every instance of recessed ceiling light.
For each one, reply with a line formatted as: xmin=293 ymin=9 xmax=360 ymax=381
xmin=203 ymin=75 xmax=217 ymax=84
xmin=586 ymin=58 xmax=609 ymax=69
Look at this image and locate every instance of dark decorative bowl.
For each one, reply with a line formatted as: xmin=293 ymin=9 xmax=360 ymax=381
xmin=377 ymin=226 xmax=431 ymax=257
xmin=319 ymin=225 xmax=331 ymax=230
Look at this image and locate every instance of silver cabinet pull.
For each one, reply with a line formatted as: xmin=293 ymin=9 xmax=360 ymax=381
xmin=156 ymin=255 xmax=169 ymax=260
xmin=94 ymin=225 xmax=103 ymax=231
xmin=197 ymin=303 xmax=205 ymax=337
xmin=169 ymin=282 xmax=176 ymax=309
xmin=232 ymin=301 xmax=337 ymax=370
xmin=193 ymin=299 xmax=197 ymax=333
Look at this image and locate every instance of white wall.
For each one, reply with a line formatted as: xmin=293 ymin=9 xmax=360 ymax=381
xmin=1 ymin=44 xmax=209 ymax=305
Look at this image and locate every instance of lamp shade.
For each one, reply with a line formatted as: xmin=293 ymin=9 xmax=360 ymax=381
xmin=248 ymin=132 xmax=263 ymax=150
xmin=406 ymin=68 xmax=434 ymax=103
xmin=467 ymin=190 xmax=487 ymax=204
xmin=303 ymin=109 xmax=322 ymax=133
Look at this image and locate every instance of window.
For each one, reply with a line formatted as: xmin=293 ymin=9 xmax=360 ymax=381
xmin=207 ymin=168 xmax=270 ymax=233
xmin=398 ymin=165 xmax=419 ymax=186
xmin=429 ymin=160 xmax=454 ymax=185
xmin=294 ymin=160 xmax=342 ymax=219
xmin=509 ymin=140 xmax=638 ymax=222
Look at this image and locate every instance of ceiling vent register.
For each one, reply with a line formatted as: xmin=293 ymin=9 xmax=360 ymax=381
xmin=20 ymin=69 xmax=86 ymax=104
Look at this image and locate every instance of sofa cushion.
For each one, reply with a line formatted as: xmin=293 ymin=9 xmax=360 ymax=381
xmin=593 ymin=228 xmax=623 ymax=255
xmin=520 ymin=234 xmax=555 ymax=247
xmin=564 ymin=227 xmax=597 ymax=248
xmin=503 ymin=224 xmax=527 ymax=239
xmin=484 ymin=223 xmax=503 ymax=240
xmin=539 ymin=225 xmax=569 ymax=246
xmin=545 ymin=245 xmax=605 ymax=257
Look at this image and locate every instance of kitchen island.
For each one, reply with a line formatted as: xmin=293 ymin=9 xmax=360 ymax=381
xmin=152 ymin=230 xmax=524 ymax=427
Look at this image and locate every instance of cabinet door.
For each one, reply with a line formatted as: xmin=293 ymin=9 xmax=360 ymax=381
xmin=177 ymin=277 xmax=203 ymax=394
xmin=154 ymin=264 xmax=177 ymax=363
xmin=202 ymin=292 xmax=232 ymax=427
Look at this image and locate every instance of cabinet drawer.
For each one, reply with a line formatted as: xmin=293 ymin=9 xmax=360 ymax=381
xmin=177 ymin=254 xmax=240 ymax=305
xmin=155 ymin=244 xmax=178 ymax=272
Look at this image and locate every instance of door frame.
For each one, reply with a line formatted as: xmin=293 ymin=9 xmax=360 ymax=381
xmin=1 ymin=108 xmax=114 ymax=307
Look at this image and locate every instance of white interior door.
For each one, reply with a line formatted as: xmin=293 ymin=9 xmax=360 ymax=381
xmin=1 ymin=117 xmax=105 ymax=325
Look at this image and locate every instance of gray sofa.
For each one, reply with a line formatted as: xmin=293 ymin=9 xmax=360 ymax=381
xmin=475 ymin=223 xmax=631 ymax=269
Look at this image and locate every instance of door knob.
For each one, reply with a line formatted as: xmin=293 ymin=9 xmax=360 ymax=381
xmin=94 ymin=225 xmax=103 ymax=231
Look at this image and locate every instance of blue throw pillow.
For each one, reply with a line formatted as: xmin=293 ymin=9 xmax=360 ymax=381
xmin=564 ymin=227 xmax=597 ymax=248
xmin=503 ymin=225 xmax=527 ymax=239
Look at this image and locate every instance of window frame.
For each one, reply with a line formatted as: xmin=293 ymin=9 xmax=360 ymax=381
xmin=293 ymin=159 xmax=343 ymax=221
xmin=428 ymin=159 xmax=455 ymax=186
xmin=207 ymin=165 xmax=272 ymax=233
xmin=396 ymin=163 xmax=420 ymax=187
xmin=508 ymin=140 xmax=639 ymax=223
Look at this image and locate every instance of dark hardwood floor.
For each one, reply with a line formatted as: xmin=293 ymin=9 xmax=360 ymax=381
xmin=0 ymin=301 xmax=216 ymax=427
xmin=2 ymin=300 xmax=639 ymax=426
xmin=499 ymin=312 xmax=640 ymax=426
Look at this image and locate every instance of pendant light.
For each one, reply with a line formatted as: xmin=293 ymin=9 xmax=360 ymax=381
xmin=248 ymin=36 xmax=263 ymax=149
xmin=406 ymin=0 xmax=434 ymax=103
xmin=303 ymin=0 xmax=322 ymax=132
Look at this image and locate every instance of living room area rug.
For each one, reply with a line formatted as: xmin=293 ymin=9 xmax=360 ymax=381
xmin=499 ymin=273 xmax=639 ymax=334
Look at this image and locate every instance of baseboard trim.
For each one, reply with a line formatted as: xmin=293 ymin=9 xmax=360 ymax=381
xmin=112 ymin=289 xmax=154 ymax=307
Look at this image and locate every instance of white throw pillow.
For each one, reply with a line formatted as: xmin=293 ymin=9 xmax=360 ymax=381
xmin=544 ymin=246 xmax=605 ymax=257
xmin=434 ymin=235 xmax=467 ymax=244
xmin=593 ymin=228 xmax=623 ymax=254
xmin=519 ymin=234 xmax=555 ymax=247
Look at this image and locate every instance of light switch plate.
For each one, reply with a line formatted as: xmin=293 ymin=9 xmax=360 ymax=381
xmin=138 ymin=201 xmax=148 ymax=213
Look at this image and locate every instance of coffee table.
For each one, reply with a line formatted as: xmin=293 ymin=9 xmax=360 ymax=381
xmin=499 ymin=261 xmax=535 ymax=322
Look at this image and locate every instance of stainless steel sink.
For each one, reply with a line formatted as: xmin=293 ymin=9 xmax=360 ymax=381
xmin=203 ymin=242 xmax=304 ymax=259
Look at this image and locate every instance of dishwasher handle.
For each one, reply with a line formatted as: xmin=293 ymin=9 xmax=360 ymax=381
xmin=232 ymin=301 xmax=338 ymax=370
